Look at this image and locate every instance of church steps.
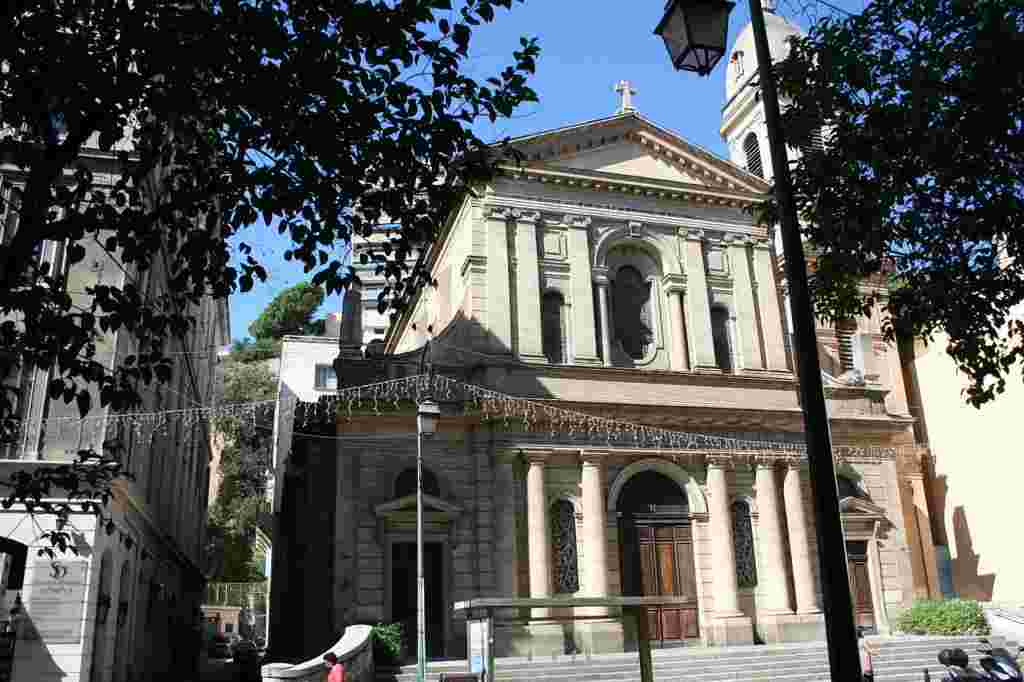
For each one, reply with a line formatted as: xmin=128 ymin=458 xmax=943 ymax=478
xmin=375 ymin=637 xmax=1002 ymax=682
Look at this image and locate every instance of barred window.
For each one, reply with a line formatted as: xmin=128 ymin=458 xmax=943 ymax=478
xmin=732 ymin=499 xmax=757 ymax=588
xmin=551 ymin=499 xmax=579 ymax=593
xmin=744 ymin=132 xmax=764 ymax=178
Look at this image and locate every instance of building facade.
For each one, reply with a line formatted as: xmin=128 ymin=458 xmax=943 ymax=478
xmin=0 ymin=137 xmax=229 ymax=680
xmin=269 ymin=87 xmax=929 ymax=659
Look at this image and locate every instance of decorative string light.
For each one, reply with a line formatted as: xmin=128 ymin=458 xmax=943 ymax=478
xmin=17 ymin=374 xmax=916 ymax=465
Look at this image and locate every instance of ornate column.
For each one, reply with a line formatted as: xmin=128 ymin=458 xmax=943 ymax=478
xmin=513 ymin=210 xmax=546 ymax=362
xmin=727 ymin=237 xmax=762 ymax=370
xmin=753 ymin=239 xmax=789 ymax=371
xmin=593 ymin=268 xmax=613 ymax=367
xmin=683 ymin=229 xmax=716 ymax=368
xmin=754 ymin=459 xmax=794 ymax=613
xmin=567 ymin=216 xmax=601 ymax=365
xmin=485 ymin=207 xmax=514 ymax=353
xmin=526 ymin=453 xmax=551 ymax=617
xmin=662 ymin=274 xmax=689 ymax=371
xmin=706 ymin=458 xmax=741 ymax=617
xmin=706 ymin=456 xmax=753 ymax=644
xmin=783 ymin=459 xmax=821 ymax=613
xmin=580 ymin=452 xmax=608 ymax=617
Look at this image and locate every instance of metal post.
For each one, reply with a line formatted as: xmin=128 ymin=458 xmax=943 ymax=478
xmin=417 ymin=424 xmax=427 ymax=682
xmin=746 ymin=1 xmax=861 ymax=680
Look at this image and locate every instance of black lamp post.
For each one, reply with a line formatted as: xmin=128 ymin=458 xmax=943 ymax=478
xmin=415 ymin=397 xmax=440 ymax=682
xmin=655 ymin=2 xmax=862 ymax=681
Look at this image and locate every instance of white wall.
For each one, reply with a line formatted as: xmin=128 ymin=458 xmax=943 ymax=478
xmin=912 ymin=303 xmax=1024 ymax=603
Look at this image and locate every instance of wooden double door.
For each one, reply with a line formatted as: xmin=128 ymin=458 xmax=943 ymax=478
xmin=621 ymin=518 xmax=700 ymax=642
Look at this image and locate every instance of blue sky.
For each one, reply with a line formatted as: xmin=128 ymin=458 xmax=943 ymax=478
xmin=227 ymin=0 xmax=866 ymax=341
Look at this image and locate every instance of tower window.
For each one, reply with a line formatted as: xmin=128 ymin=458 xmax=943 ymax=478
xmin=744 ymin=132 xmax=764 ymax=178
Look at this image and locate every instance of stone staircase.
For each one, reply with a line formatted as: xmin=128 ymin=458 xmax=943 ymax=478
xmin=375 ymin=636 xmax=1017 ymax=682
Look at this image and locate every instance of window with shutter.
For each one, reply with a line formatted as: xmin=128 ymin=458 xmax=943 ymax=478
xmin=743 ymin=133 xmax=763 ymax=178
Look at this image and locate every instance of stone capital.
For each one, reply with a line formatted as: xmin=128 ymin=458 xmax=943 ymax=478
xmin=661 ymin=272 xmax=687 ymax=295
xmin=488 ymin=206 xmax=514 ymax=221
xmin=564 ymin=214 xmax=593 ymax=229
xmin=523 ymin=450 xmax=550 ymax=465
xmin=753 ymin=452 xmax=781 ymax=469
xmin=705 ymin=452 xmax=735 ymax=469
xmin=579 ymin=450 xmax=607 ymax=466
xmin=684 ymin=228 xmax=705 ymax=242
xmin=511 ymin=209 xmax=541 ymax=225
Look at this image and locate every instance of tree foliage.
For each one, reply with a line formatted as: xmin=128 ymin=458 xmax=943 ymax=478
xmin=248 ymin=281 xmax=325 ymax=340
xmin=0 ymin=0 xmax=538 ymax=530
xmin=207 ymin=359 xmax=277 ymax=581
xmin=229 ymin=337 xmax=283 ymax=363
xmin=774 ymin=0 xmax=1024 ymax=406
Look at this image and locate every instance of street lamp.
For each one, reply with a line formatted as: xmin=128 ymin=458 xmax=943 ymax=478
xmin=655 ymin=0 xmax=735 ymax=76
xmin=415 ymin=398 xmax=440 ymax=682
xmin=655 ymin=2 xmax=862 ymax=681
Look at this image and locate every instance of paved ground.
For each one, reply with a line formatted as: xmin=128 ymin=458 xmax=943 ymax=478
xmin=199 ymin=656 xmax=262 ymax=682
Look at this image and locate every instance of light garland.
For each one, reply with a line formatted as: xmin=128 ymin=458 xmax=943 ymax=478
xmin=17 ymin=373 xmax=915 ymax=464
xmin=292 ymin=373 xmax=909 ymax=463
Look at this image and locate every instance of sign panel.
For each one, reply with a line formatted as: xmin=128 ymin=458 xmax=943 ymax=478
xmin=467 ymin=617 xmax=490 ymax=679
xmin=26 ymin=559 xmax=88 ymax=644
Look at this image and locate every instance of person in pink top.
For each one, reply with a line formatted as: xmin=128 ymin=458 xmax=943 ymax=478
xmin=323 ymin=652 xmax=345 ymax=682
xmin=858 ymin=628 xmax=878 ymax=682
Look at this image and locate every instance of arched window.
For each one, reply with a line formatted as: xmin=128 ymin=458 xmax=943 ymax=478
xmin=394 ymin=468 xmax=440 ymax=498
xmin=541 ymin=291 xmax=567 ymax=365
xmin=710 ymin=306 xmax=733 ymax=371
xmin=612 ymin=265 xmax=653 ymax=360
xmin=731 ymin=500 xmax=757 ymax=588
xmin=551 ymin=499 xmax=579 ymax=593
xmin=744 ymin=132 xmax=764 ymax=178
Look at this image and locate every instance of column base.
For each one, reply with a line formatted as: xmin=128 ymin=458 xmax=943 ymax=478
xmin=710 ymin=614 xmax=754 ymax=646
xmin=757 ymin=611 xmax=826 ymax=643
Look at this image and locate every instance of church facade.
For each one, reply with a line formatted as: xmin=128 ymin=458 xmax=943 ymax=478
xmin=268 ymin=95 xmax=930 ymax=660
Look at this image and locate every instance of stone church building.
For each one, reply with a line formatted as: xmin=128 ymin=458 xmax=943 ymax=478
xmin=268 ymin=8 xmax=934 ymax=662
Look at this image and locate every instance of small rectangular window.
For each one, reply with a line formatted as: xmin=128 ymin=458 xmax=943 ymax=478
xmin=314 ymin=364 xmax=337 ymax=390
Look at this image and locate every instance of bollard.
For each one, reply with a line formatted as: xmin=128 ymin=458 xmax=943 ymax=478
xmin=923 ymin=668 xmax=930 ymax=681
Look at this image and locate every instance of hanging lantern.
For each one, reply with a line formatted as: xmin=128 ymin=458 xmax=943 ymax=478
xmin=654 ymin=0 xmax=736 ymax=76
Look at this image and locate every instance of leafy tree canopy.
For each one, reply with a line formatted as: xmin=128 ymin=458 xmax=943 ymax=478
xmin=774 ymin=0 xmax=1024 ymax=406
xmin=229 ymin=337 xmax=283 ymax=363
xmin=0 ymin=0 xmax=538 ymax=535
xmin=208 ymin=359 xmax=277 ymax=581
xmin=248 ymin=281 xmax=325 ymax=340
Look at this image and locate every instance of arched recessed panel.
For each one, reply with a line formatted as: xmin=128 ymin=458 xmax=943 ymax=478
xmin=395 ymin=468 xmax=440 ymax=498
xmin=616 ymin=470 xmax=688 ymax=514
xmin=613 ymin=265 xmax=653 ymax=360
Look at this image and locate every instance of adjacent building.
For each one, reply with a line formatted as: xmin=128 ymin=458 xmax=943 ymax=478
xmin=0 ymin=130 xmax=229 ymax=679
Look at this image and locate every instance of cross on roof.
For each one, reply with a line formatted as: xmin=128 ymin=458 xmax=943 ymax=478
xmin=615 ymin=80 xmax=637 ymax=114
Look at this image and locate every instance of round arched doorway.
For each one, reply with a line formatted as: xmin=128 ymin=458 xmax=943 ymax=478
xmin=616 ymin=469 xmax=699 ymax=643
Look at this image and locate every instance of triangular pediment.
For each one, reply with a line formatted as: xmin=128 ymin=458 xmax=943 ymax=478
xmin=839 ymin=496 xmax=887 ymax=519
xmin=500 ymin=111 xmax=769 ymax=195
xmin=374 ymin=493 xmax=463 ymax=517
